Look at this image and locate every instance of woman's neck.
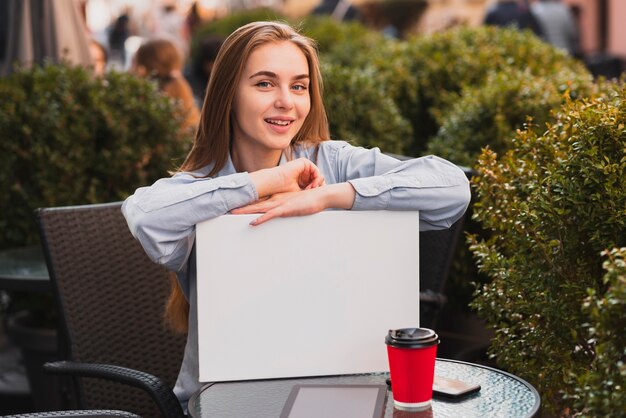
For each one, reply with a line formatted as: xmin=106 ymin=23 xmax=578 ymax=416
xmin=231 ymin=143 xmax=284 ymax=173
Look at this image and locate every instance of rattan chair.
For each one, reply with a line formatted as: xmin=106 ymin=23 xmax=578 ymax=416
xmin=385 ymin=154 xmax=473 ymax=329
xmin=419 ymin=216 xmax=466 ymax=329
xmin=36 ymin=202 xmax=186 ymax=418
xmin=419 ymin=166 xmax=474 ymax=329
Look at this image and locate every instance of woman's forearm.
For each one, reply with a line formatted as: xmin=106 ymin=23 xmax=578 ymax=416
xmin=248 ymin=167 xmax=285 ymax=198
xmin=321 ymin=182 xmax=356 ymax=210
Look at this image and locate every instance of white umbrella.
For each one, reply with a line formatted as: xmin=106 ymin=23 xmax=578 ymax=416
xmin=1 ymin=0 xmax=93 ymax=76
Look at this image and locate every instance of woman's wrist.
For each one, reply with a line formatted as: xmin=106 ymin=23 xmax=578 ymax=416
xmin=321 ymin=183 xmax=356 ymax=210
xmin=249 ymin=167 xmax=283 ymax=198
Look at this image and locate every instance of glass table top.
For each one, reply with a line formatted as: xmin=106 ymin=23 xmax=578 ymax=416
xmin=0 ymin=246 xmax=50 ymax=291
xmin=189 ymin=358 xmax=540 ymax=418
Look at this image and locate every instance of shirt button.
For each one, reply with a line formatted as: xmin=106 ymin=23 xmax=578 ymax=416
xmin=187 ymin=190 xmax=194 ymax=196
xmin=414 ymin=179 xmax=421 ymax=186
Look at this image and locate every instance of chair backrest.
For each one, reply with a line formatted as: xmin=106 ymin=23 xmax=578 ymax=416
xmin=418 ymin=166 xmax=474 ymax=329
xmin=419 ymin=217 xmax=465 ymax=328
xmin=36 ymin=202 xmax=186 ymax=417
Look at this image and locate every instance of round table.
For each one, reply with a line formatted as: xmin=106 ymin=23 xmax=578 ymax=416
xmin=0 ymin=246 xmax=50 ymax=292
xmin=188 ymin=358 xmax=540 ymax=418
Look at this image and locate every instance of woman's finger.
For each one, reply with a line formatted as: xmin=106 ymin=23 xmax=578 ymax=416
xmin=250 ymin=211 xmax=276 ymax=226
xmin=298 ymin=161 xmax=324 ymax=190
xmin=306 ymin=177 xmax=326 ymax=190
xmin=232 ymin=196 xmax=285 ymax=214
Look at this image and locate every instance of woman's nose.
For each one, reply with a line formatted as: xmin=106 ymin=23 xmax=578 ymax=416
xmin=274 ymin=86 xmax=294 ymax=109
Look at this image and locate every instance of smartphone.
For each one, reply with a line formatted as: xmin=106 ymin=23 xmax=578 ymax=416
xmin=432 ymin=375 xmax=481 ymax=400
xmin=385 ymin=376 xmax=481 ymax=400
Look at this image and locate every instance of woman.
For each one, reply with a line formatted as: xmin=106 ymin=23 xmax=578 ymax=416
xmin=131 ymin=38 xmax=200 ymax=131
xmin=122 ymin=21 xmax=471 ymax=410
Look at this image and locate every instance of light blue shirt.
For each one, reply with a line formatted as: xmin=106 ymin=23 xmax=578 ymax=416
xmin=121 ymin=140 xmax=471 ymax=409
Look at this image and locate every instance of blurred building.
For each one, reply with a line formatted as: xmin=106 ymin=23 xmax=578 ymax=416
xmin=2 ymin=0 xmax=624 ymax=77
xmin=399 ymin=0 xmax=625 ymax=59
xmin=290 ymin=0 xmax=625 ymax=67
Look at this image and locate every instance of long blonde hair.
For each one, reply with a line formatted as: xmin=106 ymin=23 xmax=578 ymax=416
xmin=166 ymin=21 xmax=330 ymax=333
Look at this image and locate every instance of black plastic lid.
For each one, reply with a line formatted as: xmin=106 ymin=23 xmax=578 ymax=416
xmin=385 ymin=328 xmax=439 ymax=348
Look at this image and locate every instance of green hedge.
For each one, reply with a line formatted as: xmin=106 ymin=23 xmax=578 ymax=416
xmin=426 ymin=66 xmax=592 ymax=166
xmin=0 ymin=63 xmax=192 ymax=249
xmin=309 ymin=23 xmax=593 ymax=160
xmin=300 ymin=16 xmax=389 ymax=68
xmin=322 ymin=62 xmax=410 ymax=153
xmin=470 ymin=80 xmax=626 ymax=416
xmin=395 ymin=26 xmax=593 ymax=156
xmin=576 ymin=247 xmax=626 ymax=417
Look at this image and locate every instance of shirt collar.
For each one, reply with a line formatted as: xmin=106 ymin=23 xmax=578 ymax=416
xmin=217 ymin=150 xmax=289 ymax=177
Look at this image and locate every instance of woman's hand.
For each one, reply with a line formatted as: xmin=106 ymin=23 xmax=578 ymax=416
xmin=249 ymin=158 xmax=325 ymax=198
xmin=232 ymin=183 xmax=356 ymax=226
xmin=232 ymin=189 xmax=325 ymax=225
xmin=279 ymin=158 xmax=326 ymax=192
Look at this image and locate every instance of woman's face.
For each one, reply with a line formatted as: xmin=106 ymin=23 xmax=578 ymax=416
xmin=231 ymin=41 xmax=311 ymax=156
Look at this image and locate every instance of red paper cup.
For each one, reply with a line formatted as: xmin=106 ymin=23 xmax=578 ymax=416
xmin=386 ymin=328 xmax=439 ymax=411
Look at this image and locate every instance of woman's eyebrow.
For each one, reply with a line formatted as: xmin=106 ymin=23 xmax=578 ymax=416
xmin=249 ymin=70 xmax=309 ymax=80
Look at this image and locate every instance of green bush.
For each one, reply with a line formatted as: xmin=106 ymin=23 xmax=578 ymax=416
xmin=0 ymin=62 xmax=192 ymax=249
xmin=396 ymin=26 xmax=593 ymax=156
xmin=469 ymin=81 xmax=626 ymax=415
xmin=298 ymin=17 xmax=413 ymax=154
xmin=575 ymin=247 xmax=626 ymax=417
xmin=299 ymin=16 xmax=389 ymax=68
xmin=427 ymin=67 xmax=592 ymax=166
xmin=322 ymin=62 xmax=410 ymax=154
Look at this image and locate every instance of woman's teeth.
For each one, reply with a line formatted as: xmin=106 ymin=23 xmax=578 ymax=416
xmin=266 ymin=119 xmax=291 ymax=126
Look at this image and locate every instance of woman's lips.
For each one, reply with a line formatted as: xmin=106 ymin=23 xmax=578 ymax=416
xmin=265 ymin=118 xmax=293 ymax=133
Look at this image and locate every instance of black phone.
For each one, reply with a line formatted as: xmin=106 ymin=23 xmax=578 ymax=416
xmin=432 ymin=375 xmax=481 ymax=400
xmin=385 ymin=376 xmax=481 ymax=401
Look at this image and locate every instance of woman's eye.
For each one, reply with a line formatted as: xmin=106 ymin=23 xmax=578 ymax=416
xmin=292 ymin=84 xmax=307 ymax=91
xmin=256 ymin=81 xmax=272 ymax=88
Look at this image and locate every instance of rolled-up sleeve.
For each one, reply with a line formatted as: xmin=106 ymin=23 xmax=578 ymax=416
xmin=327 ymin=142 xmax=470 ymax=230
xmin=122 ymin=171 xmax=257 ymax=271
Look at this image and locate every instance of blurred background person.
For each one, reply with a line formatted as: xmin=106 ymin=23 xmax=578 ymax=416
xmin=312 ymin=0 xmax=360 ymax=22
xmin=107 ymin=8 xmax=137 ymax=67
xmin=186 ymin=35 xmax=224 ymax=107
xmin=130 ymin=38 xmax=200 ymax=132
xmin=483 ymin=0 xmax=542 ymax=36
xmin=144 ymin=0 xmax=189 ymax=59
xmin=89 ymin=39 xmax=108 ymax=76
xmin=185 ymin=1 xmax=203 ymax=40
xmin=531 ymin=0 xmax=580 ymax=57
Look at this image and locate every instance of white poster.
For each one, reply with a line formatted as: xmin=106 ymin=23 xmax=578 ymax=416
xmin=196 ymin=210 xmax=420 ymax=382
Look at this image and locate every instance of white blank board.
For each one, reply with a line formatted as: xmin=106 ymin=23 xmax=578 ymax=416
xmin=196 ymin=210 xmax=419 ymax=382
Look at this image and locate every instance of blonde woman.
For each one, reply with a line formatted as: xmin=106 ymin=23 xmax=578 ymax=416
xmin=122 ymin=21 xmax=470 ymax=410
xmin=131 ymin=38 xmax=200 ymax=131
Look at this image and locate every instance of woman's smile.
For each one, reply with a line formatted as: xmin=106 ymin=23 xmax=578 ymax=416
xmin=264 ymin=116 xmax=295 ymax=133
